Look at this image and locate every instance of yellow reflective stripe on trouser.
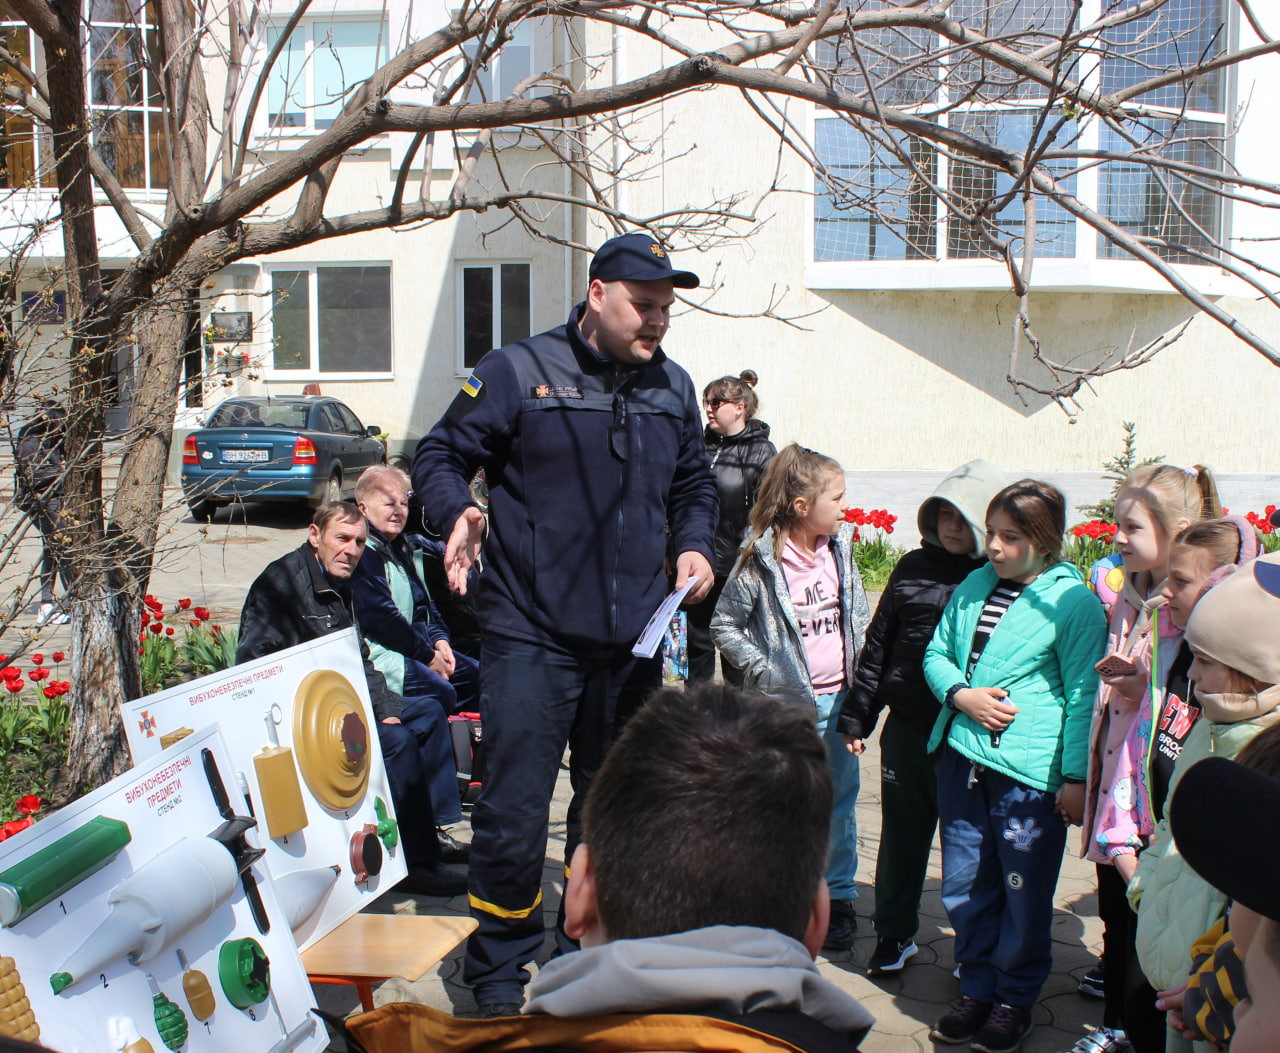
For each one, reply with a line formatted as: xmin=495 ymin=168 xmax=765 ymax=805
xmin=469 ymin=890 xmax=543 ymax=919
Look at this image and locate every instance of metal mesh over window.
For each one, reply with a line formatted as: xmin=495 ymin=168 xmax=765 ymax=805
xmin=815 ymin=118 xmax=937 ymax=261
xmin=947 ymin=110 xmax=1077 ymax=260
xmin=1097 ymin=120 xmax=1224 ymax=263
xmin=1101 ymin=0 xmax=1227 ymax=113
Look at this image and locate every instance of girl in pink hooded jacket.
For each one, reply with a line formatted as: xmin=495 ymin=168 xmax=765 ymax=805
xmin=1073 ymin=465 xmax=1221 ymax=1053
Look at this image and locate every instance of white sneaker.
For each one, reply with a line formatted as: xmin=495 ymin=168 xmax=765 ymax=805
xmin=1066 ymin=1026 xmax=1129 ymax=1053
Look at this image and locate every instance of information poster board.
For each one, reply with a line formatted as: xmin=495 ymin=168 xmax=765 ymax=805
xmin=121 ymin=629 xmax=407 ymax=950
xmin=0 ymin=727 xmax=326 ymax=1053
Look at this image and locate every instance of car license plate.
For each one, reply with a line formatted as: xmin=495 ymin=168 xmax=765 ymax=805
xmin=220 ymin=448 xmax=270 ymax=464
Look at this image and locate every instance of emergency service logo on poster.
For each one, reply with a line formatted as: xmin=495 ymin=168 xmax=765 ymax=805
xmin=121 ymin=628 xmax=407 ymax=949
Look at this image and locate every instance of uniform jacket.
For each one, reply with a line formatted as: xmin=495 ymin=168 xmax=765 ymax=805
xmin=1081 ymin=560 xmax=1185 ymax=864
xmin=415 ymin=303 xmax=718 ymax=651
xmin=347 ymin=926 xmax=873 ymax=1053
xmin=1131 ymin=685 xmax=1280 ymax=992
xmin=236 ymin=541 xmax=402 ymax=720
xmin=350 ymin=525 xmax=449 ymax=696
xmin=924 ymin=561 xmax=1107 ymax=792
xmin=704 ymin=419 xmax=776 ymax=580
xmin=711 ymin=524 xmax=870 ymax=709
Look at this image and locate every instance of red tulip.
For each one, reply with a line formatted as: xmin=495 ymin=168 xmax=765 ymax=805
xmin=15 ymin=794 xmax=41 ymax=816
xmin=31 ymin=654 xmax=42 ymax=665
xmin=149 ymin=623 xmax=163 ymax=635
xmin=178 ymin=598 xmax=192 ymax=610
xmin=165 ymin=627 xmax=174 ymax=636
xmin=51 ymin=652 xmax=64 ymax=663
xmin=0 ymin=818 xmax=32 ymax=840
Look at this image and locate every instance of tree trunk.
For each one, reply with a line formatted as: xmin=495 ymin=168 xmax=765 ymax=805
xmin=111 ymin=273 xmax=208 ymax=588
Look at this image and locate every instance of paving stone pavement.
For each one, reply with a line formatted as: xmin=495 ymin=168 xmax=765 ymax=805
xmin=318 ymin=723 xmax=1108 ymax=1052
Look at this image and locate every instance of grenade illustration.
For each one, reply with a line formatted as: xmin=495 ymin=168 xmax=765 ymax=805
xmin=176 ymin=949 xmax=215 ymax=1021
xmin=146 ymin=974 xmax=189 ymax=1050
xmin=0 ymin=956 xmax=40 ymax=1042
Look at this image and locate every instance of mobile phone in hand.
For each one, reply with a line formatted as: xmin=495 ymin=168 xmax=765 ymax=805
xmin=1095 ymin=653 xmax=1138 ymax=678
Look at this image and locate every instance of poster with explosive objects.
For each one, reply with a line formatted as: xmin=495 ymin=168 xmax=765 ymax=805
xmin=0 ymin=726 xmax=326 ymax=1053
xmin=120 ymin=629 xmax=407 ymax=950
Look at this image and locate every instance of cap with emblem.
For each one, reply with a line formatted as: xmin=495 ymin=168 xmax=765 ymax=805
xmin=588 ymin=233 xmax=700 ymax=289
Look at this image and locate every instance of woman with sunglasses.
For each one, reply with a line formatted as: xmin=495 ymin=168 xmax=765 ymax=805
xmin=687 ymin=370 xmax=776 ymax=685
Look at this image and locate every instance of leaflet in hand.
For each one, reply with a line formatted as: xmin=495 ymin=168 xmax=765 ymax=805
xmin=632 ymin=577 xmax=700 ymax=659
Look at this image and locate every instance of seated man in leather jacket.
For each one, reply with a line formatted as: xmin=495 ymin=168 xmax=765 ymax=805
xmin=236 ymin=501 xmax=466 ymax=896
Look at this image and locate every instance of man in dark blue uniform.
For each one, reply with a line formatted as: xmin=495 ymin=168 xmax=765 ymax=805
xmin=414 ymin=233 xmax=718 ymax=1015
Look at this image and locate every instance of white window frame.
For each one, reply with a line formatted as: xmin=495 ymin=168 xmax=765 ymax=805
xmin=455 ymin=261 xmax=532 ymax=376
xmin=258 ymin=15 xmax=389 ymax=137
xmin=263 ymin=263 xmax=395 ymax=381
xmin=806 ymin=0 xmax=1239 ymax=294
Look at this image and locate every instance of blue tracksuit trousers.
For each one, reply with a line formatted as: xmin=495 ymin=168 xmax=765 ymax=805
xmin=937 ymin=745 xmax=1067 ymax=1009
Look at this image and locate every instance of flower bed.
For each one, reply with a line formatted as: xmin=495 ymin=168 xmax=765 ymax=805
xmin=844 ymin=507 xmax=904 ymax=592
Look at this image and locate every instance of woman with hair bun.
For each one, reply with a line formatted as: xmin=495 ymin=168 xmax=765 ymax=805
xmin=687 ymin=370 xmax=776 ymax=685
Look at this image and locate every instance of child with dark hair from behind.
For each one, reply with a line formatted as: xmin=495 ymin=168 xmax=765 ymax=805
xmin=923 ymin=479 xmax=1107 ymax=1052
xmin=1170 ymin=714 xmax=1280 ymax=1053
xmin=836 ymin=459 xmax=1004 ymax=977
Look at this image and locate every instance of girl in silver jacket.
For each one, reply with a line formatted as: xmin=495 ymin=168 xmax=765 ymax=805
xmin=712 ymin=443 xmax=871 ymax=952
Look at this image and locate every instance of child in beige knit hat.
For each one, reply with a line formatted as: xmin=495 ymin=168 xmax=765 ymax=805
xmin=1129 ymin=552 xmax=1280 ymax=1052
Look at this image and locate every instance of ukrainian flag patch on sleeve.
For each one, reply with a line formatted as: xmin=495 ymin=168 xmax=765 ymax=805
xmin=445 ymin=372 xmax=487 ymax=424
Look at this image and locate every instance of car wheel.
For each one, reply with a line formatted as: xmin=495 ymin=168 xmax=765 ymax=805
xmin=389 ymin=453 xmax=411 ymax=473
xmin=325 ymin=472 xmax=342 ymax=505
xmin=188 ymin=498 xmax=220 ymax=522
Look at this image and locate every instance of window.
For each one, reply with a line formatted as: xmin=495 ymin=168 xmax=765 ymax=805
xmin=2 ymin=2 xmax=168 ymax=190
xmin=462 ymin=20 xmax=533 ymax=103
xmin=86 ymin=0 xmax=168 ymax=189
xmin=813 ymin=0 xmax=1228 ymax=269
xmin=0 ymin=14 xmax=54 ymax=189
xmin=269 ymin=266 xmax=392 ymax=375
xmin=459 ymin=263 xmax=531 ymax=371
xmin=265 ymin=18 xmax=387 ymax=131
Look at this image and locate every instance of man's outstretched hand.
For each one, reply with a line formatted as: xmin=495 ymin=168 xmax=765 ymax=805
xmin=446 ymin=506 xmax=487 ymax=594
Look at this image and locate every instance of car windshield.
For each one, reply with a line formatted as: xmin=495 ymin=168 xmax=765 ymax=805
xmin=208 ymin=402 xmax=310 ymax=429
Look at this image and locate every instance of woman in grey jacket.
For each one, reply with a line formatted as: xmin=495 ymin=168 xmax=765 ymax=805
xmin=712 ymin=444 xmax=871 ymax=952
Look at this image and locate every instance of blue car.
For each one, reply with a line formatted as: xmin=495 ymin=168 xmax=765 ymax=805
xmin=181 ymin=396 xmax=386 ymax=520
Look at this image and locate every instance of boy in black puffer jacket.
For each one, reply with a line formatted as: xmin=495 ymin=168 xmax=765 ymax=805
xmin=837 ymin=459 xmax=1003 ymax=976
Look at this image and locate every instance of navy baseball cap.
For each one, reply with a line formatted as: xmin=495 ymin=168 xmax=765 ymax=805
xmin=589 ymin=233 xmax=700 ymax=289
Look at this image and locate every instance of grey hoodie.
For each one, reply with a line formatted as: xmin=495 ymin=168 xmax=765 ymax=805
xmin=525 ymin=925 xmax=875 ymax=1043
xmin=916 ymin=458 xmax=1004 ymax=559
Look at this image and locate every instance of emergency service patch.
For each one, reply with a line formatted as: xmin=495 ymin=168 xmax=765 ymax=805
xmin=532 ymin=384 xmax=583 ymax=399
xmin=445 ymin=373 xmax=487 ymax=423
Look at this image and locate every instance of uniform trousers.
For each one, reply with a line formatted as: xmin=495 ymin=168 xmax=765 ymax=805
xmin=463 ymin=630 xmax=660 ymax=1005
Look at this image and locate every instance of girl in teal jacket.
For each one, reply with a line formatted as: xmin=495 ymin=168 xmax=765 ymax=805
xmin=923 ymin=479 xmax=1107 ymax=1052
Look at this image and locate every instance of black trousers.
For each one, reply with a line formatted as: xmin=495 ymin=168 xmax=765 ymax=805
xmin=872 ymin=713 xmax=938 ymax=939
xmin=685 ymin=579 xmax=744 ymax=686
xmin=1097 ymin=861 xmax=1166 ymax=1051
